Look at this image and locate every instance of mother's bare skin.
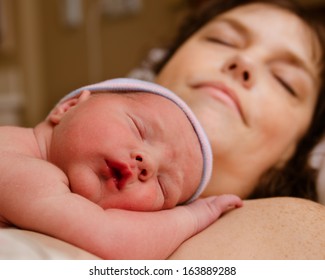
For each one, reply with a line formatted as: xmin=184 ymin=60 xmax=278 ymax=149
xmin=169 ymin=197 xmax=325 ymax=259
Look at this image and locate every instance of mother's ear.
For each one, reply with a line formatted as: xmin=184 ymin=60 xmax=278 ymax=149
xmin=48 ymin=90 xmax=91 ymax=124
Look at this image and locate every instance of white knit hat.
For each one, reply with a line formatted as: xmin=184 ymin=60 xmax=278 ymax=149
xmin=59 ymin=78 xmax=213 ymax=203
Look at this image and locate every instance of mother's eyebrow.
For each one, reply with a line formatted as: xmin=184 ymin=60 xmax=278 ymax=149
xmin=277 ymin=49 xmax=318 ymax=82
xmin=212 ymin=17 xmax=249 ymax=37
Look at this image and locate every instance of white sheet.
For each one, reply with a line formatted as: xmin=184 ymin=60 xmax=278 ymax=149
xmin=0 ymin=228 xmax=100 ymax=260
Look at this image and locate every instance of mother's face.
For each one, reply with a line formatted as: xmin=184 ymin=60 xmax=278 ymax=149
xmin=156 ymin=3 xmax=321 ymax=198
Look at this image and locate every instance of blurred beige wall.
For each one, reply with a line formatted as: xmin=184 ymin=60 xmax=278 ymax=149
xmin=0 ymin=0 xmax=187 ymax=126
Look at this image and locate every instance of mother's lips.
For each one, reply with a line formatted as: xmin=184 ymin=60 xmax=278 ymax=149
xmin=194 ymin=82 xmax=246 ymax=124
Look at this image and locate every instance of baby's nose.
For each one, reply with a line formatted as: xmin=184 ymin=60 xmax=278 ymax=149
xmin=134 ymin=152 xmax=156 ymax=181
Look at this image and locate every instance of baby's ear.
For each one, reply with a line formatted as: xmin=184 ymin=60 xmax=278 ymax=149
xmin=48 ymin=90 xmax=91 ymax=124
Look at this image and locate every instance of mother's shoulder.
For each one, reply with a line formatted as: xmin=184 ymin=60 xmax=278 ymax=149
xmin=169 ymin=197 xmax=325 ymax=260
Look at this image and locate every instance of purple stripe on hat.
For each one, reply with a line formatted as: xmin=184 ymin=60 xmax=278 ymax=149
xmin=59 ymin=78 xmax=213 ymax=203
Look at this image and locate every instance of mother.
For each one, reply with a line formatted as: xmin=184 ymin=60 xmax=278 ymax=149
xmin=151 ymin=0 xmax=325 ymax=259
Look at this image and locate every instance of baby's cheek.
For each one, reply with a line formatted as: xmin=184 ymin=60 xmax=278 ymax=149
xmin=68 ymin=166 xmax=102 ymax=203
xmin=130 ymin=187 xmax=164 ymax=211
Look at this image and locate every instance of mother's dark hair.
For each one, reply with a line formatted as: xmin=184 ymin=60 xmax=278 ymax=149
xmin=154 ymin=0 xmax=325 ymax=201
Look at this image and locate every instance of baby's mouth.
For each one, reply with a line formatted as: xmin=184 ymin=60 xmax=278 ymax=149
xmin=110 ymin=167 xmax=123 ymax=189
xmin=105 ymin=160 xmax=132 ymax=190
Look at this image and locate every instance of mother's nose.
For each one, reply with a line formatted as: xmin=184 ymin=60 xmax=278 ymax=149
xmin=222 ymin=56 xmax=255 ymax=89
xmin=131 ymin=151 xmax=156 ymax=181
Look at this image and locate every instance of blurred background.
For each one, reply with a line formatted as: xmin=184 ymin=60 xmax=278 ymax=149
xmin=0 ymin=0 xmax=324 ymax=126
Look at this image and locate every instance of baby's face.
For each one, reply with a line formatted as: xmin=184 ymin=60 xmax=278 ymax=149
xmin=49 ymin=92 xmax=203 ymax=210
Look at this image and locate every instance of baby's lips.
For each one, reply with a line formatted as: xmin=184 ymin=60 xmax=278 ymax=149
xmin=105 ymin=160 xmax=133 ymax=190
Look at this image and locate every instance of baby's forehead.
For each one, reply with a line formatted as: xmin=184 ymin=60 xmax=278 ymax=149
xmin=103 ymin=91 xmax=200 ymax=147
xmin=93 ymin=90 xmax=195 ymax=134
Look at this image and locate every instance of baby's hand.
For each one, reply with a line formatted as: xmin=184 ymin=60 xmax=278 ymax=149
xmin=180 ymin=195 xmax=243 ymax=236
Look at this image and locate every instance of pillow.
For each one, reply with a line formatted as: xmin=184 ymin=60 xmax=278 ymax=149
xmin=310 ymin=138 xmax=325 ymax=205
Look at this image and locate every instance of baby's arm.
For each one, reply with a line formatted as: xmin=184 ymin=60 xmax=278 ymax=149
xmin=7 ymin=194 xmax=241 ymax=259
xmin=109 ymin=195 xmax=242 ymax=259
xmin=0 ymin=152 xmax=242 ymax=259
xmin=2 ymin=191 xmax=241 ymax=259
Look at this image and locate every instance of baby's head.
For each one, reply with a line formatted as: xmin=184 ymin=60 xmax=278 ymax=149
xmin=48 ymin=78 xmax=212 ymax=210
